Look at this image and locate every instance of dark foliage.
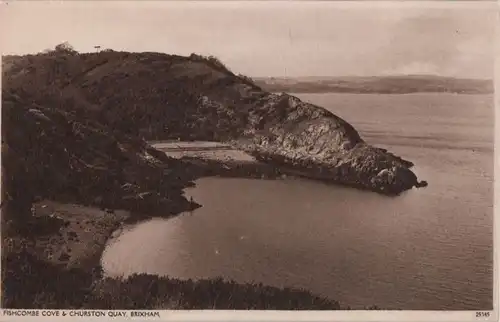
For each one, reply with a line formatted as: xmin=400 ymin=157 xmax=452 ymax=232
xmin=1 ymin=250 xmax=94 ymax=309
xmin=90 ymin=274 xmax=341 ymax=310
xmin=3 ymin=48 xmax=263 ymax=142
xmin=1 ymin=251 xmax=340 ymax=310
xmin=1 ymin=90 xmax=195 ymax=224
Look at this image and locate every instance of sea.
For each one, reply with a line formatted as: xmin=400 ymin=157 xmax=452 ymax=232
xmin=101 ymin=93 xmax=494 ymax=310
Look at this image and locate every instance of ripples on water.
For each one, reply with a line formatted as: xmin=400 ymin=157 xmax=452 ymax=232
xmin=102 ymin=93 xmax=494 ymax=310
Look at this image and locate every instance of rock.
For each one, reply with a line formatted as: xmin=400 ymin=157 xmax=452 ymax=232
xmin=58 ymin=252 xmax=70 ymax=262
xmin=416 ymin=180 xmax=428 ymax=188
xmin=376 ymin=168 xmax=391 ymax=179
xmin=28 ymin=108 xmax=51 ymax=122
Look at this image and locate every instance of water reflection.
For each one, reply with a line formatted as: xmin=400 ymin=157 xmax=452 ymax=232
xmin=102 ymin=174 xmax=492 ymax=310
xmin=102 ymin=93 xmax=493 ymax=310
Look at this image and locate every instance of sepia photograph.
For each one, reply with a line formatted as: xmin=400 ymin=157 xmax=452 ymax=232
xmin=0 ymin=0 xmax=496 ymax=317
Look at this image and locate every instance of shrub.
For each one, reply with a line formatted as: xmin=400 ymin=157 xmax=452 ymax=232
xmin=189 ymin=53 xmax=232 ymax=74
xmin=238 ymin=74 xmax=258 ymax=87
xmin=53 ymin=42 xmax=78 ymax=55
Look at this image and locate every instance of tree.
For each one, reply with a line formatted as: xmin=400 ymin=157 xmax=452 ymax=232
xmin=54 ymin=42 xmax=78 ymax=55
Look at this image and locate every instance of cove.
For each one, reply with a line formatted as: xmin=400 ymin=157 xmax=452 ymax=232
xmin=101 ymin=173 xmax=492 ymax=310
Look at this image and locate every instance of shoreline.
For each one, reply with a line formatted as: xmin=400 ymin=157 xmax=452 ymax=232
xmin=3 ymin=201 xmax=343 ymax=310
xmin=152 ymin=141 xmax=428 ymax=194
xmin=1 ymin=146 xmax=346 ymax=310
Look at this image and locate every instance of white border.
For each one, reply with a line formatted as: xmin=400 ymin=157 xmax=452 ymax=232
xmin=0 ymin=310 xmax=497 ymax=322
xmin=0 ymin=1 xmax=498 ymax=322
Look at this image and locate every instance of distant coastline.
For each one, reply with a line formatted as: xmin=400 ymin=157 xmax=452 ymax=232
xmin=253 ymin=75 xmax=493 ymax=95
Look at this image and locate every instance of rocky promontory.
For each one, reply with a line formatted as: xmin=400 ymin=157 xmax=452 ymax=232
xmin=231 ymin=92 xmax=424 ymax=194
xmin=4 ymin=47 xmax=426 ymax=195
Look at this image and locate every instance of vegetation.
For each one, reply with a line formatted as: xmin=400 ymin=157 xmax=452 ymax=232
xmin=2 ymin=250 xmax=341 ymax=310
xmin=4 ymin=47 xmax=263 ymax=142
xmin=53 ymin=42 xmax=79 ymax=55
xmin=92 ymin=274 xmax=340 ymax=310
xmin=189 ymin=53 xmax=233 ymax=74
xmin=2 ymin=90 xmax=196 ymax=222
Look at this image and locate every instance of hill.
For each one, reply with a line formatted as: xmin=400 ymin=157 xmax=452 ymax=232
xmin=1 ymin=73 xmax=339 ymax=311
xmin=2 ymin=45 xmax=418 ymax=309
xmin=253 ymin=75 xmax=493 ymax=94
xmin=3 ymin=48 xmax=425 ymax=195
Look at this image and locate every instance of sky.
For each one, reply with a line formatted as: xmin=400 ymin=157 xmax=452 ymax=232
xmin=1 ymin=1 xmax=496 ymax=79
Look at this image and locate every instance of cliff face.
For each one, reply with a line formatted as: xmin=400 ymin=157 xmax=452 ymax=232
xmin=3 ymin=50 xmax=425 ymax=195
xmin=231 ymin=93 xmax=420 ymax=194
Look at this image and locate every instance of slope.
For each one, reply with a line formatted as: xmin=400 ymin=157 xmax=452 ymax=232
xmin=3 ymin=49 xmax=426 ymax=195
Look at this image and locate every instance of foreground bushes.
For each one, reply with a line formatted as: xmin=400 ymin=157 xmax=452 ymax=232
xmin=2 ymin=250 xmax=340 ymax=310
xmin=92 ymin=274 xmax=340 ymax=310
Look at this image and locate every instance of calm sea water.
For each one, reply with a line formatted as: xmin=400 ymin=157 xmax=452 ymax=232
xmin=102 ymin=93 xmax=494 ymax=310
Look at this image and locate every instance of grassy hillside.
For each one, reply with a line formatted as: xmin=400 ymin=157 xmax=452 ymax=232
xmin=1 ymin=90 xmax=196 ymax=220
xmin=3 ymin=47 xmax=424 ymax=195
xmin=3 ymin=50 xmax=262 ymax=141
xmin=254 ymin=75 xmax=494 ymax=94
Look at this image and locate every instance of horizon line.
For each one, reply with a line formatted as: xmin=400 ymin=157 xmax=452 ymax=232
xmin=250 ymin=74 xmax=494 ymax=81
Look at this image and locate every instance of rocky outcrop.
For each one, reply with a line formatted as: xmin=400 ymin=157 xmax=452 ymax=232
xmin=3 ymin=49 xmax=426 ymax=195
xmin=232 ymin=93 xmax=423 ymax=194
